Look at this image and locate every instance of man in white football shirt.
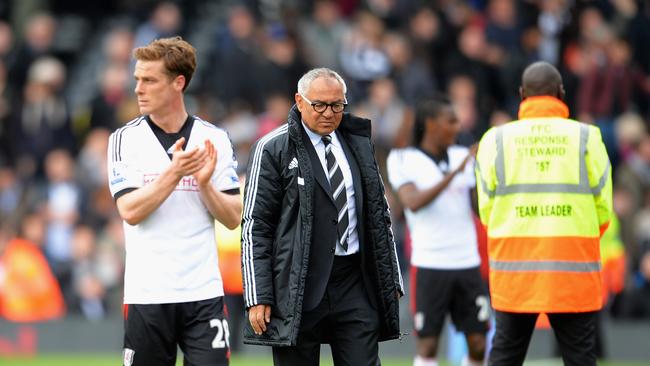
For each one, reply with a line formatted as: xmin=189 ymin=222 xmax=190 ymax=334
xmin=387 ymin=98 xmax=488 ymax=366
xmin=107 ymin=37 xmax=241 ymax=366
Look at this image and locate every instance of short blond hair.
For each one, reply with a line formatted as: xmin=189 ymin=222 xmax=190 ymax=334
xmin=134 ymin=36 xmax=196 ymax=91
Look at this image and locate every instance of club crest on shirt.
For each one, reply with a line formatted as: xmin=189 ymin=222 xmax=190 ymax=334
xmin=123 ymin=348 xmax=135 ymax=366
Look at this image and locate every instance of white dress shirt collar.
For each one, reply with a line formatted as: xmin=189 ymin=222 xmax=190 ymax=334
xmin=301 ymin=122 xmax=342 ymax=149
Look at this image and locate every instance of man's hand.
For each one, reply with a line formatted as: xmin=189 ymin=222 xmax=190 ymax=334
xmin=248 ymin=304 xmax=271 ymax=335
xmin=169 ymin=137 xmax=208 ymax=178
xmin=193 ymin=139 xmax=218 ymax=187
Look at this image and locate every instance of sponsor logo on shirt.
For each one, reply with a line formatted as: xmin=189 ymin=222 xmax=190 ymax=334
xmin=143 ymin=174 xmax=200 ymax=192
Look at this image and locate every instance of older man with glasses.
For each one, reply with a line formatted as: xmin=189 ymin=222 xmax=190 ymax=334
xmin=241 ymin=67 xmax=404 ymax=366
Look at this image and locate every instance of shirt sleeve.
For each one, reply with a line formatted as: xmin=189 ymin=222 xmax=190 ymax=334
xmin=386 ymin=149 xmax=412 ymax=191
xmin=464 ymin=156 xmax=477 ymax=188
xmin=107 ymin=130 xmax=143 ymax=198
xmin=212 ymin=130 xmax=241 ymax=192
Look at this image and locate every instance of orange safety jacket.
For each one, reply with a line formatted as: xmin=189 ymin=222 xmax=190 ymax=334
xmin=475 ymin=96 xmax=613 ymax=313
xmin=0 ymin=238 xmax=66 ymax=322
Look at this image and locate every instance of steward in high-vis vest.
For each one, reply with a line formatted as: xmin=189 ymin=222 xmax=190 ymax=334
xmin=475 ymin=61 xmax=612 ymax=366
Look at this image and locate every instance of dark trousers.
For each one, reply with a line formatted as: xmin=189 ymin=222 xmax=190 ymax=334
xmin=272 ymin=254 xmax=380 ymax=366
xmin=489 ymin=310 xmax=597 ymax=366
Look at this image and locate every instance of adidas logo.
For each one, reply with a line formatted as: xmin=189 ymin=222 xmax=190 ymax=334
xmin=288 ymin=157 xmax=298 ymax=170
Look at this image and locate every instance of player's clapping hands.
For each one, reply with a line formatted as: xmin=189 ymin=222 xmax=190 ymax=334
xmin=169 ymin=137 xmax=216 ymax=185
xmin=193 ymin=139 xmax=217 ymax=187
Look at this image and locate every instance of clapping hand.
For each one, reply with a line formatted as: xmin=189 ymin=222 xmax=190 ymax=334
xmin=193 ymin=139 xmax=218 ymax=187
xmin=169 ymin=137 xmax=208 ymax=178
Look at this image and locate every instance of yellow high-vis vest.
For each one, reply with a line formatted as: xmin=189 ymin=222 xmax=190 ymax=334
xmin=475 ymin=96 xmax=612 ymax=313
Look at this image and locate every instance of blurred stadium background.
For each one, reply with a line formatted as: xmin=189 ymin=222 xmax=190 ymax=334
xmin=0 ymin=0 xmax=649 ymax=364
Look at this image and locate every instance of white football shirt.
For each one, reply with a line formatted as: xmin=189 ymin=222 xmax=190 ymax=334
xmin=107 ymin=116 xmax=240 ymax=304
xmin=387 ymin=146 xmax=480 ymax=269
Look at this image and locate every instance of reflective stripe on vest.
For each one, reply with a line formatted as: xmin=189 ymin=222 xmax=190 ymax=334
xmin=477 ymin=123 xmax=611 ymax=197
xmin=490 ymin=260 xmax=601 ymax=272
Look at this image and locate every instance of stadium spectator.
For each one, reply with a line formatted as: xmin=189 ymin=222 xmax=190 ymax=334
xmin=0 ymin=21 xmax=13 ymax=60
xmin=0 ymin=159 xmax=39 ymax=226
xmin=5 ymin=57 xmax=74 ymax=178
xmin=339 ymin=10 xmax=390 ymax=100
xmin=258 ymin=24 xmax=309 ymax=102
xmin=42 ymin=148 xmax=81 ymax=307
xmin=70 ymin=224 xmax=106 ymax=321
xmin=622 ymin=249 xmax=650 ymax=318
xmin=387 ymin=98 xmax=487 ymax=366
xmin=103 ymin=27 xmax=134 ymax=67
xmin=93 ymin=216 xmax=124 ymax=316
xmin=298 ymin=0 xmax=349 ymax=70
xmin=256 ymin=92 xmax=292 ymax=140
xmin=107 ymin=36 xmax=242 ymax=365
xmin=76 ymin=128 xmax=110 ymax=193
xmin=443 ymin=24 xmax=501 ymax=135
xmin=615 ymin=134 xmax=650 ymax=273
xmin=579 ymin=35 xmax=650 ymax=166
xmin=406 ymin=6 xmax=451 ymax=86
xmin=87 ymin=64 xmax=136 ymax=133
xmin=207 ymin=4 xmax=264 ymax=112
xmin=536 ymin=0 xmax=570 ymax=65
xmin=132 ymin=1 xmax=182 ymax=49
xmin=383 ymin=32 xmax=437 ymax=106
xmin=447 ymin=74 xmax=482 ymax=146
xmin=353 ymin=77 xmax=408 ymax=156
xmin=6 ymin=13 xmax=57 ymax=94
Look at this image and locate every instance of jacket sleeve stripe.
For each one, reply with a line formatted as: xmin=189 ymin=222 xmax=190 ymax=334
xmin=387 ymin=204 xmax=404 ymax=292
xmin=242 ymin=125 xmax=288 ymax=307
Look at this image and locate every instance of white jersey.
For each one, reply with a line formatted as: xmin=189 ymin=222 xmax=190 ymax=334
xmin=387 ymin=146 xmax=480 ymax=269
xmin=107 ymin=116 xmax=240 ymax=304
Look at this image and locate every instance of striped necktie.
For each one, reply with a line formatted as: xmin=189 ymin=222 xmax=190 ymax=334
xmin=322 ymin=134 xmax=349 ymax=252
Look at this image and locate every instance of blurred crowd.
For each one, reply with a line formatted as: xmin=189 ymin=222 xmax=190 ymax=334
xmin=0 ymin=0 xmax=649 ymax=323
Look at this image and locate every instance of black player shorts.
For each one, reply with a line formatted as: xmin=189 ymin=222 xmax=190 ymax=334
xmin=410 ymin=266 xmax=490 ymax=337
xmin=122 ymin=297 xmax=230 ymax=366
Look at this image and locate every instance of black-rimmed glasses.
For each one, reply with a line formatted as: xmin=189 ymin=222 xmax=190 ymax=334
xmin=300 ymin=94 xmax=347 ymax=114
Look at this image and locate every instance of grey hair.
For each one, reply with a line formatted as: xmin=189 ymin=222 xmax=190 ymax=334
xmin=297 ymin=68 xmax=347 ymax=96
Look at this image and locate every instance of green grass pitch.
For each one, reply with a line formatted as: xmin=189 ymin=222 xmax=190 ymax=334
xmin=1 ymin=355 xmax=648 ymax=366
